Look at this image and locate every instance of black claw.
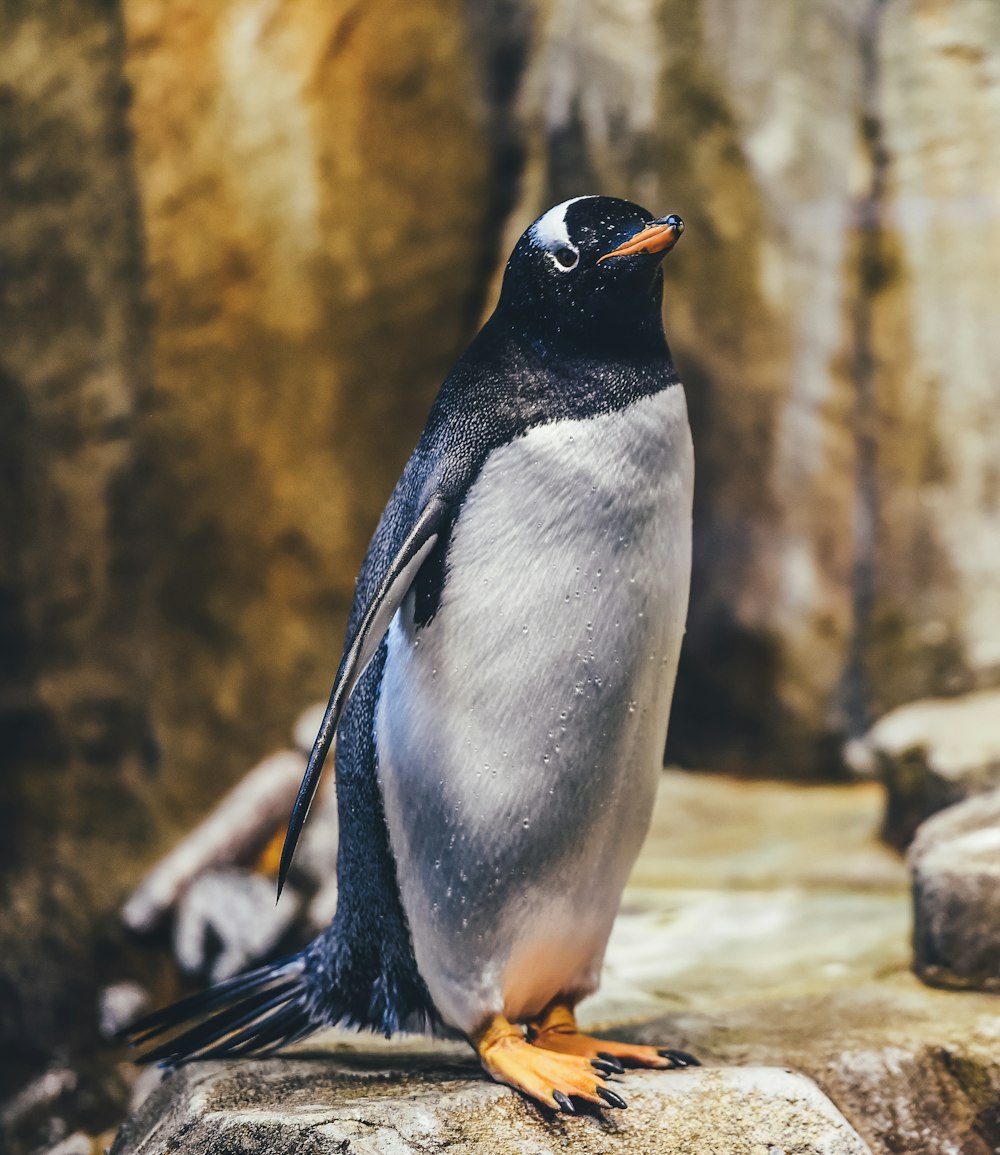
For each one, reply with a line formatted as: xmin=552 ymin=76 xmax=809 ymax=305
xmin=591 ymin=1059 xmax=618 ymax=1076
xmin=553 ymin=1090 xmax=576 ymax=1114
xmin=596 ymin=1051 xmax=625 ymax=1073
xmin=658 ymin=1048 xmax=701 ymax=1068
xmin=597 ymin=1086 xmax=628 ymax=1110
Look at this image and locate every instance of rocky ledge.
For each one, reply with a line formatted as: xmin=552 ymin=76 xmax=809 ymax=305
xmin=109 ymin=773 xmax=1000 ymax=1155
xmin=113 ymin=1059 xmax=870 ymax=1155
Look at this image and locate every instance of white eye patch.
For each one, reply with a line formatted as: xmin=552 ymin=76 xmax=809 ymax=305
xmin=529 ymin=196 xmax=595 ymax=250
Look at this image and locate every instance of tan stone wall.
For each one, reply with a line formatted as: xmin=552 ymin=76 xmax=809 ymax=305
xmin=872 ymin=0 xmax=1000 ymax=712
xmin=490 ymin=0 xmax=1000 ymax=772
xmin=123 ymin=0 xmax=492 ymax=824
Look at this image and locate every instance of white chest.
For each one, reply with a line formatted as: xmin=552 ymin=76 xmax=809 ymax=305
xmin=376 ymin=385 xmax=693 ymax=1030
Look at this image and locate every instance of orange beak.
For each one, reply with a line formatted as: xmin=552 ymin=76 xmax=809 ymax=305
xmin=597 ymin=214 xmax=684 ymax=263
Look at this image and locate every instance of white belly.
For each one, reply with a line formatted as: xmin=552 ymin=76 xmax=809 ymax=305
xmin=376 ymin=386 xmax=693 ymax=1034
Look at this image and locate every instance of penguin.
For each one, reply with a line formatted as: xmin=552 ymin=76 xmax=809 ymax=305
xmin=126 ymin=195 xmax=696 ymax=1114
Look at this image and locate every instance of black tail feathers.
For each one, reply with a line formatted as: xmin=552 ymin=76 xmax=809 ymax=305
xmin=121 ymin=953 xmax=315 ymax=1065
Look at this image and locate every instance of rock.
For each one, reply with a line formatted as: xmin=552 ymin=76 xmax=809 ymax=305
xmin=1 ymin=1070 xmax=78 ymax=1133
xmin=109 ymin=772 xmax=1000 ymax=1154
xmin=98 ymin=983 xmax=152 ymax=1041
xmin=490 ymin=0 xmax=1000 ymax=776
xmin=111 ymin=1061 xmax=871 ymax=1155
xmin=0 ymin=0 xmax=159 ymax=1073
xmin=122 ymin=750 xmax=306 ymax=933
xmin=908 ymin=788 xmax=1000 ymax=991
xmin=864 ymin=689 xmax=1000 ymax=848
xmin=126 ymin=1067 xmax=166 ymax=1116
xmin=40 ymin=1133 xmax=93 ymax=1155
xmin=643 ymin=979 xmax=1000 ymax=1155
xmin=173 ymin=869 xmax=301 ymax=984
xmin=872 ymin=0 xmax=1000 ymax=712
xmin=119 ymin=0 xmax=494 ymax=830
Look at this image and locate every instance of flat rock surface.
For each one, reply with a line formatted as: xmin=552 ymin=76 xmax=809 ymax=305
xmin=866 ymin=689 xmax=1000 ymax=848
xmin=114 ymin=1062 xmax=870 ymax=1155
xmin=112 ymin=774 xmax=1000 ymax=1154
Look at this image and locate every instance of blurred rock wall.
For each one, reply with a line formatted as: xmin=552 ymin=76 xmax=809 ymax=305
xmin=2 ymin=0 xmax=999 ymax=1077
xmin=495 ymin=0 xmax=1000 ymax=774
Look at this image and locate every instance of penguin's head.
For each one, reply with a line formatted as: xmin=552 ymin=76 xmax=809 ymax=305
xmin=496 ymin=195 xmax=683 ymax=356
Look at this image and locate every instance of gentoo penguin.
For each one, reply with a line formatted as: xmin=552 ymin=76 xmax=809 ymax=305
xmin=127 ymin=195 xmax=696 ymax=1113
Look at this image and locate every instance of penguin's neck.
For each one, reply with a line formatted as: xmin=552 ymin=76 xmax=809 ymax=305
xmin=493 ymin=267 xmax=671 ymax=364
xmin=459 ymin=314 xmax=678 ymax=427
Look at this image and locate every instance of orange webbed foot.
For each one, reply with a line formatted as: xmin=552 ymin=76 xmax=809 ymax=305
xmin=527 ymin=1003 xmax=699 ymax=1072
xmin=472 ymin=1014 xmax=626 ymax=1112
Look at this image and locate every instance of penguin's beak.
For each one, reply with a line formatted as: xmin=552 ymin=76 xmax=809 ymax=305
xmin=597 ymin=215 xmax=684 ymax=263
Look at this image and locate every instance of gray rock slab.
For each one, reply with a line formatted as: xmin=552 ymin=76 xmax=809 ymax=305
xmin=636 ymin=976 xmax=1000 ymax=1155
xmin=98 ymin=983 xmax=152 ymax=1041
xmin=173 ymin=868 xmax=301 ymax=983
xmin=121 ymin=751 xmax=306 ymax=934
xmin=112 ymin=1059 xmax=870 ymax=1155
xmin=863 ymin=689 xmax=1000 ymax=848
xmin=908 ymin=788 xmax=1000 ymax=991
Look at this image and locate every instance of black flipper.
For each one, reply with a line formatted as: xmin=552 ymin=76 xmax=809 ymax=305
xmin=277 ymin=493 xmax=452 ymax=897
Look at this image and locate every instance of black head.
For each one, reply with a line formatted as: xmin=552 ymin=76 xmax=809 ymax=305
xmin=495 ymin=196 xmax=684 ymax=359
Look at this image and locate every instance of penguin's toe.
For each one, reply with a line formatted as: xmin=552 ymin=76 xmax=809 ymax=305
xmin=534 ymin=1031 xmax=690 ymax=1070
xmin=527 ymin=1003 xmax=699 ymax=1070
xmin=473 ymin=1014 xmax=625 ymax=1112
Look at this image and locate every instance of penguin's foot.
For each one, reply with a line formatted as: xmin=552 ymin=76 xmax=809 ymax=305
xmin=472 ymin=1013 xmax=624 ymax=1112
xmin=527 ymin=1003 xmax=700 ymax=1071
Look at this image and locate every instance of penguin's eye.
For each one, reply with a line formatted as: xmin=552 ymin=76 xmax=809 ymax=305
xmin=550 ymin=245 xmax=579 ymax=271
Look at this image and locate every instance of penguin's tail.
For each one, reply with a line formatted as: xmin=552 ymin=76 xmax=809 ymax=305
xmin=121 ymin=952 xmax=316 ymax=1065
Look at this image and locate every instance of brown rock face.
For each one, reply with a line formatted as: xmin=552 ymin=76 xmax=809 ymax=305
xmin=499 ymin=0 xmax=870 ymax=773
xmin=0 ymin=0 xmax=156 ymax=1072
xmin=1 ymin=0 xmax=494 ymax=1091
xmin=122 ymin=0 xmax=493 ymax=824
xmin=493 ymin=0 xmax=1000 ymax=773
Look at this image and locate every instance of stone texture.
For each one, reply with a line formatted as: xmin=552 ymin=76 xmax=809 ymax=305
xmin=112 ymin=1061 xmax=871 ymax=1155
xmin=0 ymin=0 xmax=491 ymax=1094
xmin=908 ymin=787 xmax=1000 ymax=991
xmin=121 ymin=749 xmax=306 ymax=933
xmin=499 ymin=0 xmax=870 ymax=775
xmin=485 ymin=0 xmax=1000 ymax=773
xmin=120 ymin=0 xmax=494 ymax=830
xmin=0 ymin=0 xmax=157 ymax=1075
xmin=105 ymin=770 xmax=1000 ymax=1154
xmin=653 ymin=979 xmax=1000 ymax=1155
xmin=864 ymin=689 xmax=1000 ymax=848
xmin=871 ymin=0 xmax=1000 ymax=713
xmin=98 ymin=984 xmax=152 ymax=1042
xmin=172 ymin=868 xmax=301 ymax=983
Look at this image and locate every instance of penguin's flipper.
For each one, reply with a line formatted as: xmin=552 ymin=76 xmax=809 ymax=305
xmin=277 ymin=493 xmax=452 ymax=895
